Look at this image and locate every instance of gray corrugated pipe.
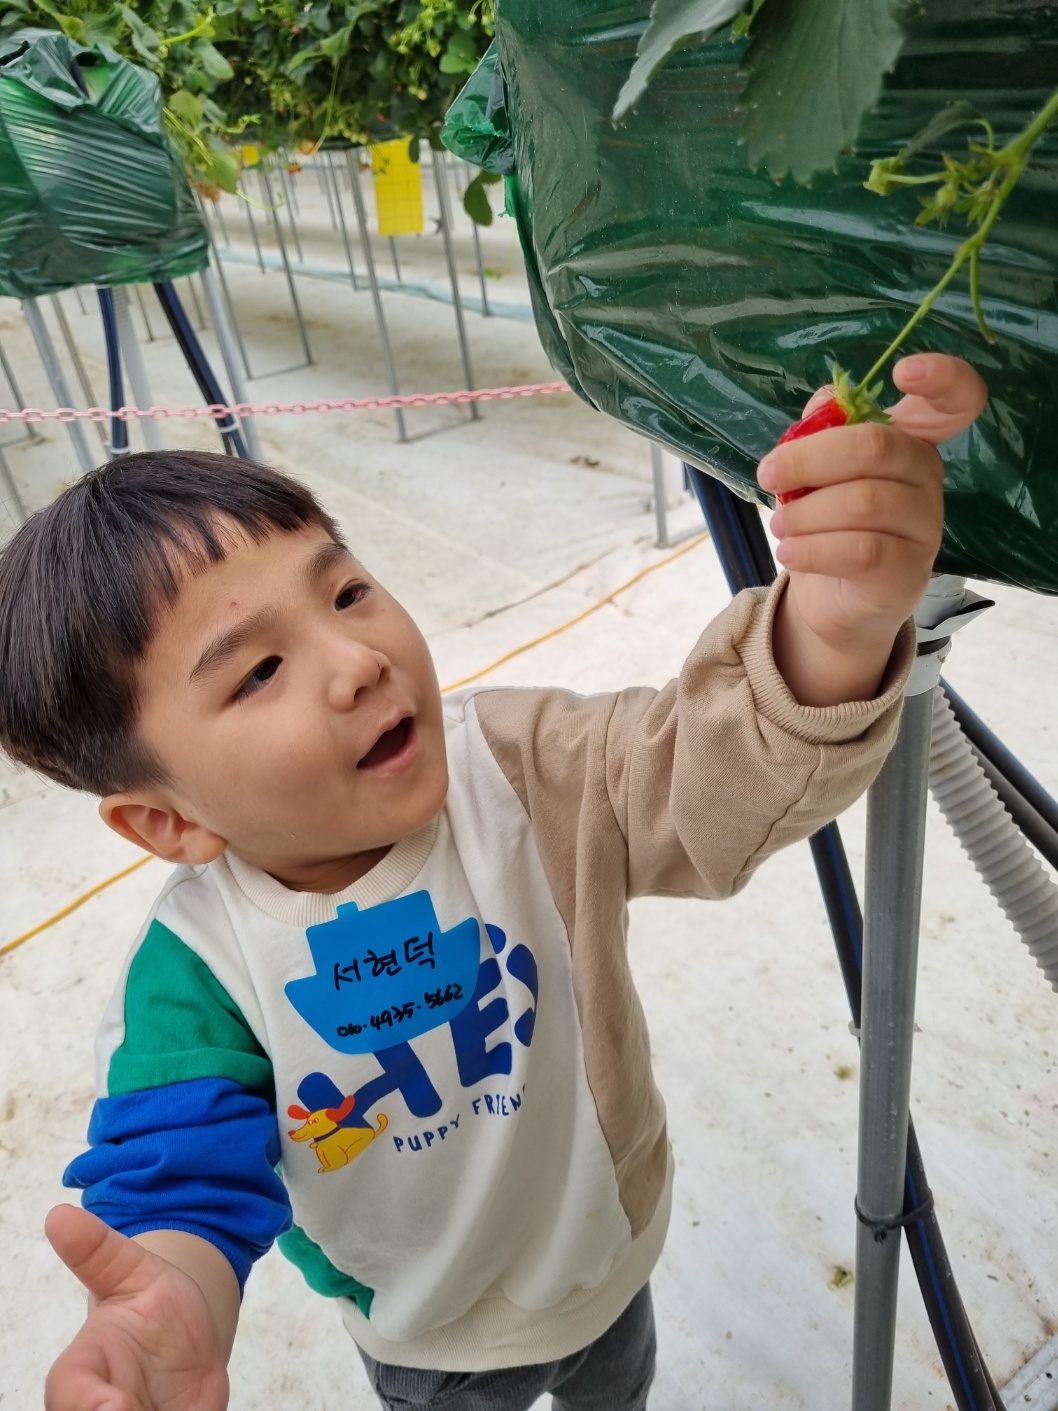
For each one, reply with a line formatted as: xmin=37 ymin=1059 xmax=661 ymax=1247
xmin=929 ymin=687 xmax=1058 ymax=991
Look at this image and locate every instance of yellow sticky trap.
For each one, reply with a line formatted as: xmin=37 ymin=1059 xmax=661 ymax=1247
xmin=370 ymin=138 xmax=424 ymax=237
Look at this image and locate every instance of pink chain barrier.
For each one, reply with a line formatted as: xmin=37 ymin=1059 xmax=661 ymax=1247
xmin=0 ymin=381 xmax=573 ymax=426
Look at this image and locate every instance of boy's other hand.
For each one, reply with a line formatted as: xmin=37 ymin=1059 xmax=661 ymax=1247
xmin=760 ymin=354 xmax=988 ymax=707
xmin=44 ymin=1206 xmax=229 ymax=1411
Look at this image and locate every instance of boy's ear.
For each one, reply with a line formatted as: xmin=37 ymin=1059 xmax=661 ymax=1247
xmin=99 ymin=793 xmax=228 ymax=866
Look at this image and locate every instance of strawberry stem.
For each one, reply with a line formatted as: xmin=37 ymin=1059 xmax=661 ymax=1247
xmin=855 ymin=85 xmax=1058 ymax=396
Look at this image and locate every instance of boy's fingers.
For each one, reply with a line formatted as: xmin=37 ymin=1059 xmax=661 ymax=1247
xmin=888 ymin=353 xmax=989 ymax=444
xmin=800 ymin=384 xmax=836 ymax=418
xmin=770 ymin=480 xmax=940 ymax=550
xmin=760 ymin=422 xmax=944 ymax=498
xmin=44 ymin=1343 xmax=128 ymax=1411
xmin=46 ymin=1204 xmax=158 ymax=1306
xmin=775 ymin=529 xmax=928 ymax=583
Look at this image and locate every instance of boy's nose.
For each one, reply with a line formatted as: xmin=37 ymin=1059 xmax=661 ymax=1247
xmin=326 ymin=640 xmax=391 ymax=712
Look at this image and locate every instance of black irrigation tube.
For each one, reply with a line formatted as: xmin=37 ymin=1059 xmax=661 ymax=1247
xmin=152 ymin=281 xmax=249 ymax=460
xmin=96 ymin=288 xmax=128 ymax=457
xmin=687 ymin=464 xmax=1003 ymax=1411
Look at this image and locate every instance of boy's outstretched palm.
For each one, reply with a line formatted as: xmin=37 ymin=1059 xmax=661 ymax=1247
xmin=44 ymin=1207 xmax=229 ymax=1411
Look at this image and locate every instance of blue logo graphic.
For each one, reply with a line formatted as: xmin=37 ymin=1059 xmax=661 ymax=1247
xmin=285 ymin=891 xmax=481 ymax=1054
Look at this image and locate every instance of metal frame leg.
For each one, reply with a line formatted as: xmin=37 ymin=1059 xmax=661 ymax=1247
xmin=259 ymin=165 xmax=313 ymax=365
xmin=0 ymin=444 xmax=25 ymax=527
xmin=852 ymin=575 xmax=983 ymax=1411
xmin=852 ymin=688 xmax=934 ymax=1411
xmin=0 ymin=335 xmax=41 ymax=442
xmin=111 ymin=286 xmax=164 ymax=452
xmin=431 ymin=150 xmax=479 ymax=420
xmin=347 ymin=149 xmax=407 ymax=443
xmin=327 ymin=150 xmax=360 ymax=288
xmin=276 ymin=157 xmax=305 ymax=263
xmin=132 ymin=282 xmax=156 ymax=342
xmin=50 ymin=294 xmax=108 ymax=451
xmin=22 ymin=298 xmax=96 ymax=475
xmin=471 ymin=221 xmax=491 ymax=316
xmin=201 ymin=262 xmax=263 ymax=461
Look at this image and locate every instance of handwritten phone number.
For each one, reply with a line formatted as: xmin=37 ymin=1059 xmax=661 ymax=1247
xmin=335 ymin=982 xmax=465 ymax=1038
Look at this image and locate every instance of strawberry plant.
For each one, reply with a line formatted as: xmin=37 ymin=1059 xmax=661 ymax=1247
xmin=0 ymin=0 xmax=493 ymax=195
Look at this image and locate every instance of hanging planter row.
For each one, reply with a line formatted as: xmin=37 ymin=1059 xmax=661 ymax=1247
xmin=0 ymin=0 xmax=494 ymax=200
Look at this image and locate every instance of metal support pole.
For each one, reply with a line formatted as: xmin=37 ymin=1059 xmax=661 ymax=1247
xmin=244 ymin=188 xmax=267 ymax=273
xmin=431 ymin=149 xmax=479 ymax=419
xmin=22 ymin=298 xmax=96 ymax=475
xmin=852 ymin=575 xmax=979 ymax=1411
xmin=50 ymin=294 xmax=108 ymax=450
xmin=0 ymin=335 xmax=41 ymax=441
xmin=185 ymin=275 xmax=208 ymax=330
xmin=276 ymin=158 xmax=304 ymax=263
xmin=132 ymin=282 xmax=156 ymax=341
xmin=206 ymin=236 xmax=252 ymax=380
xmin=851 ymin=689 xmax=933 ymax=1411
xmin=0 ymin=445 xmax=25 ymax=527
xmin=346 ymin=149 xmax=407 ymax=442
xmin=111 ymin=286 xmax=164 ymax=452
xmin=327 ymin=150 xmax=360 ymax=287
xmin=389 ymin=237 xmax=402 ymax=283
xmin=318 ymin=157 xmax=339 ymax=231
xmin=471 ymin=221 xmax=491 ymax=316
xmin=73 ymin=287 xmax=87 ymax=316
xmin=259 ymin=166 xmax=313 ymax=365
xmin=651 ymin=443 xmax=669 ymax=547
xmin=281 ymin=151 xmax=301 ymax=215
xmin=201 ymin=262 xmax=263 ymax=462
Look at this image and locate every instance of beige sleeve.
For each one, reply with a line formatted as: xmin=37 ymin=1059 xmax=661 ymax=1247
xmin=475 ymin=575 xmax=915 ymax=906
xmin=473 ymin=576 xmax=913 ymax=1235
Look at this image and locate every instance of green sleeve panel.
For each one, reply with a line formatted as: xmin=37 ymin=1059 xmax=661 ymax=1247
xmin=278 ymin=1222 xmax=375 ymax=1317
xmin=106 ymin=919 xmax=273 ymax=1098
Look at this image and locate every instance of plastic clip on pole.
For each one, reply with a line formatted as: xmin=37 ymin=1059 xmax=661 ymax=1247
xmin=851 ymin=576 xmax=991 ymax=1411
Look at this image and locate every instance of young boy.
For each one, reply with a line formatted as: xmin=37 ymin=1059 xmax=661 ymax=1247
xmin=2 ymin=354 xmax=984 ymax=1411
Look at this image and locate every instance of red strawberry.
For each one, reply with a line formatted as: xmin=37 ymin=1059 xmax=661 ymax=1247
xmin=773 ymin=398 xmax=849 ymax=503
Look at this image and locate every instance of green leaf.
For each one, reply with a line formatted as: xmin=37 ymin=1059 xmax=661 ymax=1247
xmin=612 ymin=0 xmax=744 ymax=121
xmin=194 ymin=38 xmax=235 ymax=81
xmin=55 ymin=12 xmax=91 ymax=42
xmin=408 ymin=135 xmax=420 ymax=162
xmin=463 ymin=168 xmax=495 ymax=225
xmin=120 ymin=4 xmax=161 ymax=60
xmin=285 ymin=46 xmax=322 ymax=71
xmin=738 ymin=0 xmax=906 ymax=183
xmin=168 ymin=87 xmax=204 ymax=123
xmin=208 ymin=142 xmax=242 ymax=193
xmin=439 ymin=28 xmax=478 ymax=73
xmin=900 ymin=99 xmax=982 ymax=163
xmin=320 ymin=22 xmax=352 ymax=56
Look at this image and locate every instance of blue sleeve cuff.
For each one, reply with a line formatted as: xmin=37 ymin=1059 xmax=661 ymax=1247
xmin=64 ymin=1077 xmax=293 ymax=1295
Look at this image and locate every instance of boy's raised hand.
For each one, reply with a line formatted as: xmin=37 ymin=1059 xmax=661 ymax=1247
xmin=44 ymin=1206 xmax=230 ymax=1411
xmin=760 ymin=354 xmax=988 ymax=708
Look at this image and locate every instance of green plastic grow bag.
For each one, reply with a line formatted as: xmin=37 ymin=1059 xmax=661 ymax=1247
xmin=444 ymin=5 xmax=1058 ymax=592
xmin=0 ymin=30 xmax=208 ymax=298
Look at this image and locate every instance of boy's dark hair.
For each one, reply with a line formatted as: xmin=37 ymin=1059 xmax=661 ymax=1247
xmin=0 ymin=449 xmax=343 ymax=796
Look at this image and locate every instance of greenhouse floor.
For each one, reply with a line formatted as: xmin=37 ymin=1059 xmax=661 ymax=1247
xmin=2 ymin=177 xmax=1057 ymax=1409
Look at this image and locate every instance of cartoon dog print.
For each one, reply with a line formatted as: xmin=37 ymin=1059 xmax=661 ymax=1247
xmin=287 ymin=1092 xmax=388 ymax=1173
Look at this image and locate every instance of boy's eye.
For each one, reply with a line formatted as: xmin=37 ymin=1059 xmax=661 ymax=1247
xmin=336 ymin=581 xmax=370 ymax=611
xmin=235 ymin=656 xmax=281 ymax=701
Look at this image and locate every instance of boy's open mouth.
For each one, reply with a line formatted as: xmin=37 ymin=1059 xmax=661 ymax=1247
xmin=358 ymin=715 xmax=414 ymax=771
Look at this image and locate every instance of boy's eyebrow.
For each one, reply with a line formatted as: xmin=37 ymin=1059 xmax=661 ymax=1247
xmin=301 ymin=539 xmax=351 ymax=588
xmin=189 ymin=608 xmax=279 ymax=687
xmin=187 ymin=542 xmax=351 ymax=687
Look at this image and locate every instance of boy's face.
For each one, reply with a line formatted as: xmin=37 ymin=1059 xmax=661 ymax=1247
xmin=124 ymin=523 xmax=448 ymax=889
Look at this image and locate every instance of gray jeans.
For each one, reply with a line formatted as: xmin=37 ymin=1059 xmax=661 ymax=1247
xmin=357 ymin=1283 xmax=656 ymax=1411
